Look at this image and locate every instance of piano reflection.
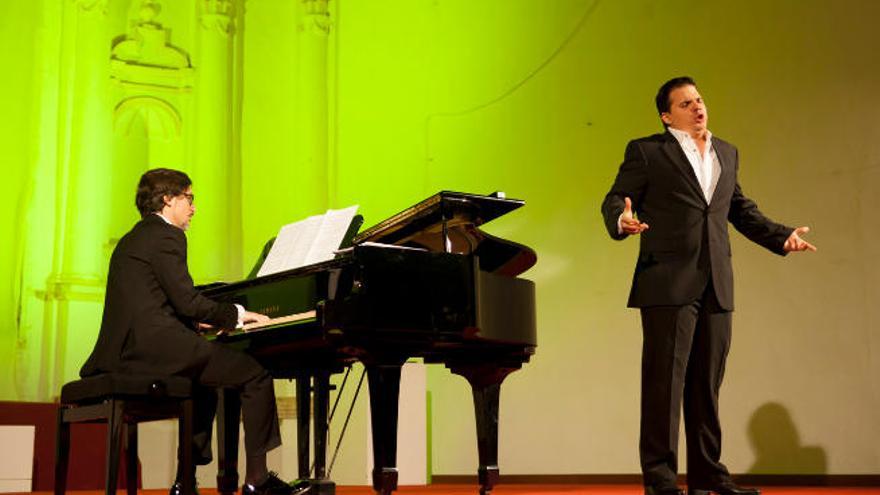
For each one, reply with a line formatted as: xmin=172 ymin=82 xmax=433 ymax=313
xmin=203 ymin=191 xmax=537 ymax=495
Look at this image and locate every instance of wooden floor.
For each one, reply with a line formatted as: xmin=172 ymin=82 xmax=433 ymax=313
xmin=18 ymin=486 xmax=880 ymax=495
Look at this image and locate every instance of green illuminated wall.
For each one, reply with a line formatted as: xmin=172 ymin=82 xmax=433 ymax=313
xmin=2 ymin=0 xmax=878 ymax=477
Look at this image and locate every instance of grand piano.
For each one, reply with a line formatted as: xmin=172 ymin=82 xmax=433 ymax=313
xmin=203 ymin=191 xmax=537 ymax=495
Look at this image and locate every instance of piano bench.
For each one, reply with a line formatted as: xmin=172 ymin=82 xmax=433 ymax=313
xmin=54 ymin=373 xmax=196 ymax=495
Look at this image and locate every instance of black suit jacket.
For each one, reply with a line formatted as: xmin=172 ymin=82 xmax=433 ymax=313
xmin=81 ymin=214 xmax=238 ymax=377
xmin=601 ymin=132 xmax=793 ymax=311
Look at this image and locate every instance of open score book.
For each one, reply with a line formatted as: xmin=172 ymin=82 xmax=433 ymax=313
xmin=255 ymin=205 xmax=360 ymax=277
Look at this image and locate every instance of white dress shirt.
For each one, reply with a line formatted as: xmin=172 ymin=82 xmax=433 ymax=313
xmin=667 ymin=126 xmax=720 ymax=203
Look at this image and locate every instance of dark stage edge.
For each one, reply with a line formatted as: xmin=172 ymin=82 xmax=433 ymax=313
xmin=431 ymin=475 xmax=880 ymax=487
xmin=13 ymin=485 xmax=880 ymax=495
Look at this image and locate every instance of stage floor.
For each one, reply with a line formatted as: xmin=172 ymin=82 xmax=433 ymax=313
xmin=18 ymin=486 xmax=880 ymax=495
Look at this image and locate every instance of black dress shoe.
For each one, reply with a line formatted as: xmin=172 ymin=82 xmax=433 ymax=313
xmin=645 ymin=486 xmax=685 ymax=495
xmin=169 ymin=480 xmax=199 ymax=495
xmin=688 ymin=482 xmax=760 ymax=495
xmin=242 ymin=472 xmax=310 ymax=495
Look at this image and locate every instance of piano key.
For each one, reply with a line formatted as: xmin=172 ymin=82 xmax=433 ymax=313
xmin=242 ymin=310 xmax=317 ymax=332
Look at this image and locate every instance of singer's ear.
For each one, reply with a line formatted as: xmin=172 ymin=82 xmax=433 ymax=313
xmin=660 ymin=112 xmax=672 ymax=125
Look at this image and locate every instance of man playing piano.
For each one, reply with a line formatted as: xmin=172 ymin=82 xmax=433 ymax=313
xmin=601 ymin=77 xmax=815 ymax=495
xmin=80 ymin=168 xmax=301 ymax=495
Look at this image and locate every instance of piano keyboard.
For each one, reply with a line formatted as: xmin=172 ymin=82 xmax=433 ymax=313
xmin=242 ymin=310 xmax=317 ymax=332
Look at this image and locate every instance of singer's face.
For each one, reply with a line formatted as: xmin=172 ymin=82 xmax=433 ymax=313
xmin=661 ymin=84 xmax=708 ymax=136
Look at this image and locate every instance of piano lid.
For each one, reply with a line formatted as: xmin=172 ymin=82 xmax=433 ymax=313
xmin=354 ymin=191 xmax=536 ymax=276
xmin=354 ymin=191 xmax=522 ymax=244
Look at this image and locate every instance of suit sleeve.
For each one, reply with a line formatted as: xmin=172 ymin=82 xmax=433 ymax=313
xmin=601 ymin=140 xmax=648 ymax=240
xmin=152 ymin=229 xmax=239 ymax=328
xmin=727 ymin=148 xmax=794 ymax=256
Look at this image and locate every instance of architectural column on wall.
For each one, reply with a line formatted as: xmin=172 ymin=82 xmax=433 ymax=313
xmin=191 ymin=0 xmax=240 ymax=281
xmin=39 ymin=0 xmax=112 ymax=399
xmin=295 ymin=0 xmax=332 ymax=215
xmin=109 ymin=0 xmax=193 ymax=234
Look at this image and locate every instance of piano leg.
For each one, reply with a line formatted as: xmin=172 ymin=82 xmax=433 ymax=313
xmin=313 ymin=371 xmax=330 ymax=479
xmin=216 ymin=388 xmax=242 ymax=495
xmin=472 ymin=383 xmax=501 ymax=495
xmin=295 ymin=376 xmax=311 ymax=480
xmin=365 ymin=362 xmax=404 ymax=495
xmin=449 ymin=364 xmax=519 ymax=495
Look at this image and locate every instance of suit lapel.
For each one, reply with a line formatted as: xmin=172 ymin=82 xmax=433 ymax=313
xmin=660 ymin=131 xmax=706 ymax=204
xmin=711 ymin=140 xmax=732 ymax=204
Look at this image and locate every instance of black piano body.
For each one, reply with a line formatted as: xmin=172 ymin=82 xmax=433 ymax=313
xmin=203 ymin=191 xmax=537 ymax=495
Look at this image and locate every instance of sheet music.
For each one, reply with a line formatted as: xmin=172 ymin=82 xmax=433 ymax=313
xmin=304 ymin=205 xmax=360 ymax=265
xmin=257 ymin=205 xmax=359 ymax=277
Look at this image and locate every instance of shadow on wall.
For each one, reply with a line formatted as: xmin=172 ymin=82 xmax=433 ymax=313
xmin=747 ymin=402 xmax=827 ymax=474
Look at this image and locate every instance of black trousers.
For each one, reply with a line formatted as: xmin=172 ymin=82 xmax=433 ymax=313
xmin=178 ymin=342 xmax=282 ymax=466
xmin=639 ymin=282 xmax=733 ymax=488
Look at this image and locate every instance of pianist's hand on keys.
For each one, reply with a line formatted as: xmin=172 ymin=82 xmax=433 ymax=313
xmin=243 ymin=310 xmax=271 ymax=326
xmin=199 ymin=310 xmax=317 ymax=335
xmin=208 ymin=310 xmax=271 ymax=336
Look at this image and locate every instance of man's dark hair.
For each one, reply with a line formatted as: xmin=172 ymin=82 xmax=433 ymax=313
xmin=655 ymin=76 xmax=697 ymax=124
xmin=135 ymin=168 xmax=191 ymax=217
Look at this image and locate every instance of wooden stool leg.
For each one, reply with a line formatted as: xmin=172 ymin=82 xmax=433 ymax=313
xmin=54 ymin=408 xmax=70 ymax=495
xmin=179 ymin=398 xmax=195 ymax=495
xmin=126 ymin=423 xmax=138 ymax=495
xmin=105 ymin=399 xmax=123 ymax=495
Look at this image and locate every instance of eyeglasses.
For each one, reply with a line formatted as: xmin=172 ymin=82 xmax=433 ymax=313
xmin=181 ymin=193 xmax=195 ymax=205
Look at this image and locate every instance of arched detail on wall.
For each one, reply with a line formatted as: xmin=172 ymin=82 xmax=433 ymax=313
xmin=114 ymin=96 xmax=181 ymax=140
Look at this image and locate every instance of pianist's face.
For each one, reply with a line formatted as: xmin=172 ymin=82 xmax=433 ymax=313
xmin=164 ymin=186 xmax=195 ymax=231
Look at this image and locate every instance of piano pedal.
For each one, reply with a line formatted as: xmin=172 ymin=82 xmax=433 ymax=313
xmin=293 ymin=479 xmax=335 ymax=495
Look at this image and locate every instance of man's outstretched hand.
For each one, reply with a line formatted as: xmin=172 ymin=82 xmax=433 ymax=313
xmin=621 ymin=197 xmax=649 ymax=235
xmin=784 ymin=226 xmax=817 ymax=252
